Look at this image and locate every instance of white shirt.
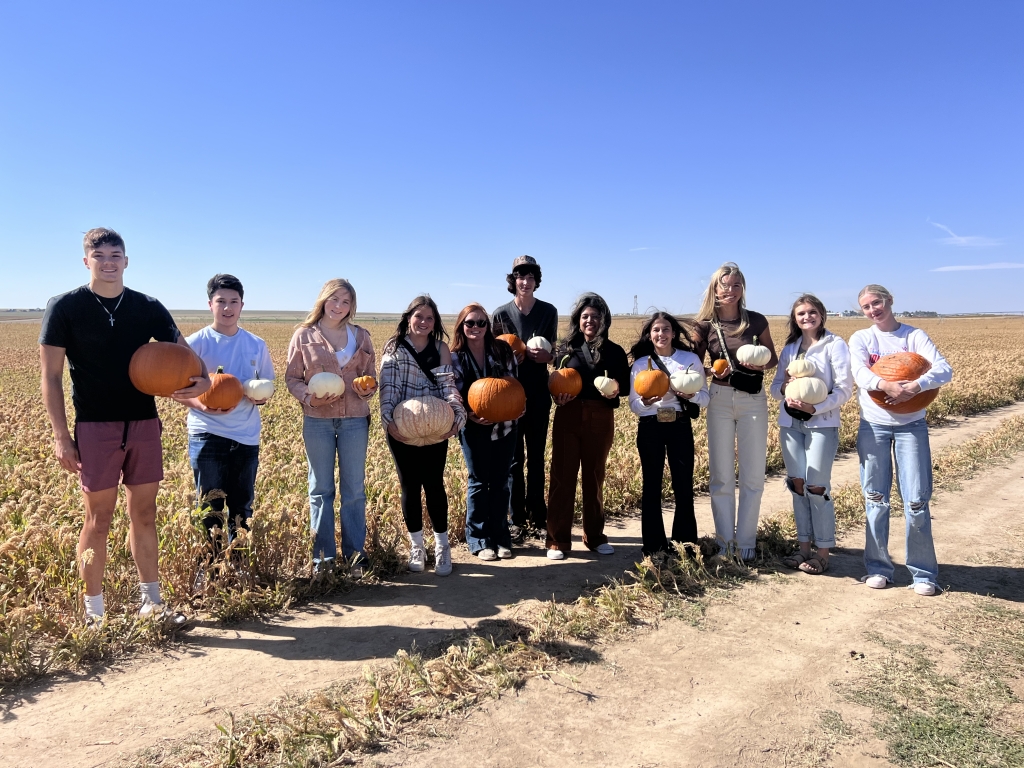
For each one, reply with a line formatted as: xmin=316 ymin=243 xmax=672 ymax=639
xmin=334 ymin=326 xmax=357 ymax=369
xmin=186 ymin=326 xmax=275 ymax=445
xmin=629 ymin=349 xmax=710 ymax=417
xmin=849 ymin=323 xmax=952 ymax=426
xmin=770 ymin=331 xmax=853 ymax=429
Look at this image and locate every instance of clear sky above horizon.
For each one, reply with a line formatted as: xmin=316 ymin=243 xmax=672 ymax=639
xmin=2 ymin=2 xmax=1022 ymax=316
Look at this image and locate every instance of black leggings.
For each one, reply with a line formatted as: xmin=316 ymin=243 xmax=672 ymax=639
xmin=388 ymin=434 xmax=450 ymax=534
xmin=637 ymin=417 xmax=697 ymax=555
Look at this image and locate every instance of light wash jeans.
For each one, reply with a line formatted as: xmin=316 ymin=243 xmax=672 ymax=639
xmin=707 ymin=385 xmax=769 ymax=556
xmin=303 ymin=415 xmax=369 ymax=563
xmin=857 ymin=418 xmax=938 ymax=586
xmin=780 ymin=423 xmax=839 ymax=548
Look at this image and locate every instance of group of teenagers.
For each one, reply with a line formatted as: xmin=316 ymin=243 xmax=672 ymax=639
xmin=40 ymin=229 xmax=952 ymax=625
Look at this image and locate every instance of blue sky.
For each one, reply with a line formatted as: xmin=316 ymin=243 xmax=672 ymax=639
xmin=2 ymin=2 xmax=1022 ymax=315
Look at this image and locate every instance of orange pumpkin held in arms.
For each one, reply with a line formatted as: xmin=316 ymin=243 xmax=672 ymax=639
xmin=548 ymin=356 xmax=583 ymax=397
xmin=129 ymin=341 xmax=202 ymax=397
xmin=868 ymin=352 xmax=940 ymax=414
xmin=199 ymin=366 xmax=245 ymax=410
xmin=496 ymin=334 xmax=526 ymax=360
xmin=468 ymin=376 xmax=526 ymax=423
xmin=634 ymin=357 xmax=669 ymax=399
xmin=354 ymin=375 xmax=377 ymax=391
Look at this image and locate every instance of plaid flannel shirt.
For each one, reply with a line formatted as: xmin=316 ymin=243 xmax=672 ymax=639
xmin=379 ymin=341 xmax=467 ymax=431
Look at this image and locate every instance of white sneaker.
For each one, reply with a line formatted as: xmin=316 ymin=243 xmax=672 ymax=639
xmin=435 ymin=544 xmax=452 ymax=576
xmin=594 ymin=543 xmax=615 ymax=555
xmin=139 ymin=600 xmax=189 ymax=628
xmin=477 ymin=548 xmax=497 ymax=561
xmin=497 ymin=546 xmax=513 ymax=560
xmin=408 ymin=545 xmax=426 ymax=573
xmin=863 ymin=574 xmax=888 ymax=589
xmin=546 ymin=549 xmax=566 ymax=560
xmin=913 ymin=582 xmax=937 ymax=596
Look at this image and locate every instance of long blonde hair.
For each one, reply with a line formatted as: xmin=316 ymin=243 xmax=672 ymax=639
xmin=696 ymin=262 xmax=749 ymax=337
xmin=301 ymin=278 xmax=358 ymax=328
xmin=857 ymin=284 xmax=894 ymax=309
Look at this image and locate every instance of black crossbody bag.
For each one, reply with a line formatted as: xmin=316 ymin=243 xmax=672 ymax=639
xmin=649 ymin=353 xmax=700 ymax=420
xmin=712 ymin=322 xmax=763 ymax=395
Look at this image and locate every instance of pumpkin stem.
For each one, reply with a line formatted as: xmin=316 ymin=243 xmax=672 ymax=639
xmin=646 ymin=357 xmax=653 ymax=371
xmin=216 ymin=366 xmax=224 ymax=374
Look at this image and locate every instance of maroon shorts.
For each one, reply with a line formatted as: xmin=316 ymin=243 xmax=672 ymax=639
xmin=75 ymin=419 xmax=164 ymax=493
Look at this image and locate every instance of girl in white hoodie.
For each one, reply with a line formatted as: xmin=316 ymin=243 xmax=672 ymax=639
xmin=770 ymin=295 xmax=853 ymax=574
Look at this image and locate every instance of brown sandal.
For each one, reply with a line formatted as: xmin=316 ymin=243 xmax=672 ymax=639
xmin=781 ymin=552 xmax=810 ymax=569
xmin=799 ymin=555 xmax=829 ymax=575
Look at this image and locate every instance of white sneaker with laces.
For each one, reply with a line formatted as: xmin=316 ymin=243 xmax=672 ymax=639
xmin=435 ymin=544 xmax=452 ymax=576
xmin=594 ymin=543 xmax=615 ymax=555
xmin=139 ymin=600 xmax=189 ymax=628
xmin=913 ymin=582 xmax=936 ymax=596
xmin=477 ymin=548 xmax=497 ymax=561
xmin=863 ymin=574 xmax=888 ymax=589
xmin=546 ymin=549 xmax=566 ymax=560
xmin=408 ymin=545 xmax=426 ymax=573
xmin=497 ymin=546 xmax=513 ymax=559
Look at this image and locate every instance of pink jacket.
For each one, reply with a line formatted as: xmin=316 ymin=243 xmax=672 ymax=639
xmin=286 ymin=324 xmax=376 ymax=419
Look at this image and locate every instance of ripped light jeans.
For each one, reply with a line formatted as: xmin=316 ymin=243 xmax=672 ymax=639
xmin=780 ymin=423 xmax=838 ymax=548
xmin=857 ymin=418 xmax=938 ymax=586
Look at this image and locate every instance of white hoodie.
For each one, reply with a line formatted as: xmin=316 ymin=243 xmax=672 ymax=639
xmin=770 ymin=331 xmax=853 ymax=429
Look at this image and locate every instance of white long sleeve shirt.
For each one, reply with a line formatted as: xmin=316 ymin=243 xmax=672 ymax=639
xmin=629 ymin=349 xmax=710 ymax=417
xmin=848 ymin=323 xmax=952 ymax=426
xmin=770 ymin=331 xmax=853 ymax=429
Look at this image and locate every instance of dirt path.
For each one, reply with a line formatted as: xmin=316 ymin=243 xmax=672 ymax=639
xmin=3 ymin=402 xmax=1024 ymax=768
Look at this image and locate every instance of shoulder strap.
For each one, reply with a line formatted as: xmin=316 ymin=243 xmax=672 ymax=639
xmin=649 ymin=353 xmax=671 ymax=376
xmin=400 ymin=338 xmax=439 ymax=385
xmin=712 ymin=321 xmax=735 ymax=368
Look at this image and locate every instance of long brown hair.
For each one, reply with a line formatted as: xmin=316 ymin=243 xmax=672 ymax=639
xmin=695 ymin=262 xmax=749 ymax=337
xmin=450 ymin=303 xmax=514 ymax=371
xmin=629 ymin=311 xmax=694 ymax=363
xmin=784 ymin=294 xmax=829 ymax=346
xmin=384 ymin=295 xmax=448 ymax=353
xmin=300 ymin=278 xmax=358 ymax=328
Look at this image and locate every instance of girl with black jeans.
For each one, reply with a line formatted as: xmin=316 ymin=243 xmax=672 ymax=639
xmin=628 ymin=312 xmax=709 ymax=557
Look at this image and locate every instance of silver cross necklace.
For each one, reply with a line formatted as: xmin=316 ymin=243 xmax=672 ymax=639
xmin=90 ymin=289 xmax=125 ymax=327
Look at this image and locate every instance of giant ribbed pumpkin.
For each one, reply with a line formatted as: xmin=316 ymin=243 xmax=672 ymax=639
xmin=129 ymin=341 xmax=202 ymax=397
xmin=867 ymin=352 xmax=940 ymax=414
xmin=392 ymin=396 xmax=455 ymax=446
xmin=198 ymin=366 xmax=245 ymax=410
xmin=468 ymin=376 xmax=526 ymax=423
xmin=548 ymin=356 xmax=582 ymax=397
xmin=496 ymin=334 xmax=527 ymax=360
xmin=634 ymin=357 xmax=669 ymax=399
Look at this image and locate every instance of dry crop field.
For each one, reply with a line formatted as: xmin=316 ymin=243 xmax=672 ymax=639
xmin=2 ymin=314 xmax=1023 ymax=687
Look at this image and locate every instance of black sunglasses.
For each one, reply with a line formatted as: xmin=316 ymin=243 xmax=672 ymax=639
xmin=463 ymin=319 xmax=488 ymax=328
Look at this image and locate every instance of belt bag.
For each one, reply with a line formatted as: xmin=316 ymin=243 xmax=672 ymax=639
xmin=712 ymin=322 xmax=763 ymax=395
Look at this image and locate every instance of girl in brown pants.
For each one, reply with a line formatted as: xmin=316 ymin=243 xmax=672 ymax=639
xmin=546 ymin=293 xmax=630 ymax=560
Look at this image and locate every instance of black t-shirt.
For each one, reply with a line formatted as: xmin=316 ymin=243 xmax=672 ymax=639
xmin=491 ymin=299 xmax=558 ymax=396
xmin=557 ymin=339 xmax=630 ymax=409
xmin=39 ymin=286 xmax=181 ymax=422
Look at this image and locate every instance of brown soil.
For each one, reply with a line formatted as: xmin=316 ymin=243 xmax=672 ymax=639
xmin=3 ymin=403 xmax=1024 ymax=768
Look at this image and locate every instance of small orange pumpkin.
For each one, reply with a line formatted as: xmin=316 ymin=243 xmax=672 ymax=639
xmin=867 ymin=352 xmax=940 ymax=414
xmin=468 ymin=376 xmax=526 ymax=423
xmin=129 ymin=341 xmax=202 ymax=397
xmin=496 ymin=334 xmax=526 ymax=360
xmin=198 ymin=366 xmax=245 ymax=410
xmin=354 ymin=375 xmax=377 ymax=391
xmin=548 ymin=355 xmax=582 ymax=397
xmin=712 ymin=359 xmax=730 ymax=378
xmin=634 ymin=357 xmax=669 ymax=399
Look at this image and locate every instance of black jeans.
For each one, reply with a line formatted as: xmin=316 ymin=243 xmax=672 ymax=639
xmin=636 ymin=416 xmax=697 ymax=555
xmin=387 ymin=434 xmax=450 ymax=534
xmin=510 ymin=392 xmax=551 ymax=528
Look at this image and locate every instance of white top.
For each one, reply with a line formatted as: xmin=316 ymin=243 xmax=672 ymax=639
xmin=849 ymin=323 xmax=953 ymax=426
xmin=769 ymin=331 xmax=853 ymax=429
xmin=629 ymin=349 xmax=710 ymax=417
xmin=334 ymin=326 xmax=357 ymax=369
xmin=186 ymin=326 xmax=275 ymax=445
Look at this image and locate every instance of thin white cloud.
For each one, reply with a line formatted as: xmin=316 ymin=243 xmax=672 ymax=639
xmin=450 ymin=282 xmax=486 ymax=288
xmin=928 ymin=219 xmax=1002 ymax=247
xmin=930 ymin=262 xmax=1024 ymax=272
xmin=629 ymin=247 xmax=652 ymax=251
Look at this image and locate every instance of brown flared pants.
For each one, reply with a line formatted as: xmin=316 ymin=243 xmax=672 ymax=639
xmin=546 ymin=398 xmax=614 ymax=552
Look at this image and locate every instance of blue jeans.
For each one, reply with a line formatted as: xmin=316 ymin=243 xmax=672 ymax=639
xmin=857 ymin=418 xmax=938 ymax=586
xmin=780 ymin=423 xmax=839 ymax=548
xmin=303 ymin=415 xmax=369 ymax=563
xmin=188 ymin=432 xmax=260 ymax=543
xmin=459 ymin=422 xmax=516 ymax=553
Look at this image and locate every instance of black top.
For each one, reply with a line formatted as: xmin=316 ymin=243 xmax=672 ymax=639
xmin=556 ymin=339 xmax=630 ymax=409
xmin=39 ymin=286 xmax=181 ymax=422
xmin=491 ymin=299 xmax=558 ymax=396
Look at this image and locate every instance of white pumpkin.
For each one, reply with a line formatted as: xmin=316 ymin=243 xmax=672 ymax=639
xmin=392 ymin=396 xmax=455 ymax=446
xmin=735 ymin=336 xmax=772 ymax=368
xmin=308 ymin=372 xmax=345 ymax=398
xmin=670 ymin=364 xmax=705 ymax=395
xmin=526 ymin=336 xmax=552 ymax=353
xmin=786 ymin=376 xmax=828 ymax=405
xmin=242 ymin=378 xmax=275 ymax=400
xmin=593 ymin=370 xmax=618 ymax=397
xmin=786 ymin=359 xmax=817 ymax=379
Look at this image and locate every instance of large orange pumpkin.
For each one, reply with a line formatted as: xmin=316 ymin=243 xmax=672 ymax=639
xmin=634 ymin=357 xmax=669 ymax=399
xmin=198 ymin=366 xmax=245 ymax=410
xmin=468 ymin=376 xmax=526 ymax=423
xmin=392 ymin=396 xmax=455 ymax=446
xmin=129 ymin=341 xmax=202 ymax=397
xmin=867 ymin=352 xmax=940 ymax=414
xmin=496 ymin=334 xmax=526 ymax=360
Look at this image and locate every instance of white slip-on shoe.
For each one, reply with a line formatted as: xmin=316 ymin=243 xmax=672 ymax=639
xmin=435 ymin=544 xmax=453 ymax=576
xmin=594 ymin=543 xmax=615 ymax=555
xmin=477 ymin=548 xmax=497 ymax=561
xmin=546 ymin=549 xmax=566 ymax=561
xmin=913 ymin=582 xmax=937 ymax=596
xmin=496 ymin=546 xmax=513 ymax=559
xmin=408 ymin=545 xmax=426 ymax=573
xmin=863 ymin=574 xmax=888 ymax=589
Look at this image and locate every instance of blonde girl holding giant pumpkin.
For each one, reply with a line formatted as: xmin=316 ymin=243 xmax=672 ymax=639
xmin=769 ymin=294 xmax=853 ymax=575
xmin=286 ymin=279 xmax=377 ymax=574
xmin=692 ymin=263 xmax=778 ymax=560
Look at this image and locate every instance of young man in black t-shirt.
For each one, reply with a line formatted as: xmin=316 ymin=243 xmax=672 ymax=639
xmin=491 ymin=255 xmax=558 ymax=535
xmin=39 ymin=228 xmax=210 ymax=625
